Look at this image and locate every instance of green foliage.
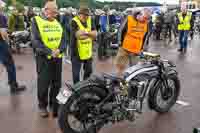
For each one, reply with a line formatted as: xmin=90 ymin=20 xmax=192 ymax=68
xmin=5 ymin=0 xmax=159 ymax=9
xmin=5 ymin=0 xmax=104 ymax=8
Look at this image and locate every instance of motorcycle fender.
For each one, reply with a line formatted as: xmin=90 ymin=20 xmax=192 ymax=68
xmin=166 ymin=69 xmax=178 ymax=76
xmin=57 ymin=80 xmax=109 ymax=105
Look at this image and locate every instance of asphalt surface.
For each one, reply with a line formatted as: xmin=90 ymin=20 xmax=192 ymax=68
xmin=0 ymin=37 xmax=200 ymax=133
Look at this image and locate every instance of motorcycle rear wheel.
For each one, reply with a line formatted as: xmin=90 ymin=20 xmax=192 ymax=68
xmin=58 ymin=82 xmax=107 ymax=133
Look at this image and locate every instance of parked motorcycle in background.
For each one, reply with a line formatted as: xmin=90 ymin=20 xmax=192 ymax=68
xmin=9 ymin=28 xmax=31 ymax=53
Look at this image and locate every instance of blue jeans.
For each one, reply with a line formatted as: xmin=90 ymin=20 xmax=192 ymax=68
xmin=179 ymin=30 xmax=189 ymax=49
xmin=0 ymin=40 xmax=17 ymax=84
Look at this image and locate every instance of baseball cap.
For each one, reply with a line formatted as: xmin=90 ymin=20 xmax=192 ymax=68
xmin=79 ymin=8 xmax=90 ymax=16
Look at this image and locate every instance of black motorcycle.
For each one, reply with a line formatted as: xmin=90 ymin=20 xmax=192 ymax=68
xmin=57 ymin=52 xmax=180 ymax=133
xmin=9 ymin=29 xmax=31 ymax=53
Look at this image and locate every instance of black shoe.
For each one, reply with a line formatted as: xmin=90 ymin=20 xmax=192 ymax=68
xmin=52 ymin=112 xmax=58 ymax=118
xmin=39 ymin=108 xmax=49 ymax=118
xmin=10 ymin=83 xmax=26 ymax=94
xmin=178 ymin=48 xmax=183 ymax=52
xmin=183 ymin=48 xmax=187 ymax=53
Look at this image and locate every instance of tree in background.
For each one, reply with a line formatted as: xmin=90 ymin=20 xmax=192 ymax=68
xmin=5 ymin=0 xmax=105 ymax=8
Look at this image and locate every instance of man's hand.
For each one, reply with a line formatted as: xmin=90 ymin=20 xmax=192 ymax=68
xmin=87 ymin=30 xmax=97 ymax=40
xmin=76 ymin=30 xmax=88 ymax=37
xmin=52 ymin=49 xmax=60 ymax=58
xmin=0 ymin=30 xmax=9 ymax=41
xmin=76 ymin=30 xmax=90 ymax=40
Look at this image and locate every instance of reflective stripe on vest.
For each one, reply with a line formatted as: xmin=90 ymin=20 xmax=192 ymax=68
xmin=73 ymin=16 xmax=92 ymax=60
xmin=177 ymin=12 xmax=192 ymax=31
xmin=122 ymin=16 xmax=147 ymax=54
xmin=35 ymin=16 xmax=63 ymax=59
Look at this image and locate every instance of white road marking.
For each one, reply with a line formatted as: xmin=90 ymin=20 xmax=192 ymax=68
xmin=176 ymin=100 xmax=190 ymax=106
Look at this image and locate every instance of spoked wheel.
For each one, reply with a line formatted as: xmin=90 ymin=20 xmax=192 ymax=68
xmin=58 ymin=84 xmax=107 ymax=133
xmin=149 ymin=74 xmax=180 ymax=113
xmin=66 ymin=99 xmax=97 ymax=133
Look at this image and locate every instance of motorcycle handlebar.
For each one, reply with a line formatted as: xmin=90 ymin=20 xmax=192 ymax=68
xmin=137 ymin=52 xmax=176 ymax=67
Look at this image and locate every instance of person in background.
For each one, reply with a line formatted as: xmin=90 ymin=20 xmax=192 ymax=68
xmin=154 ymin=12 xmax=164 ymax=40
xmin=145 ymin=15 xmax=154 ymax=46
xmin=60 ymin=10 xmax=73 ymax=61
xmin=8 ymin=6 xmax=25 ymax=53
xmin=0 ymin=6 xmax=7 ymax=29
xmin=163 ymin=10 xmax=174 ymax=42
xmin=8 ymin=6 xmax=25 ymax=33
xmin=98 ymin=7 xmax=110 ymax=60
xmin=70 ymin=7 xmax=97 ymax=84
xmin=176 ymin=6 xmax=194 ymax=53
xmin=26 ymin=7 xmax=35 ymax=28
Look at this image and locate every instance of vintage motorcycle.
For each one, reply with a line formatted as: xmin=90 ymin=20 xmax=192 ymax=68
xmin=57 ymin=52 xmax=180 ymax=133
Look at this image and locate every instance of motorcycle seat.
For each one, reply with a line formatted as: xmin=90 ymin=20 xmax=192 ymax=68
xmin=102 ymin=73 xmax=124 ymax=82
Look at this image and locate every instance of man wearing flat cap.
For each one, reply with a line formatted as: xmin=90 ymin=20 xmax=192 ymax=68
xmin=70 ymin=7 xmax=97 ymax=84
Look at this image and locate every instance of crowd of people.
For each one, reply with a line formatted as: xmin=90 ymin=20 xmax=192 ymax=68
xmin=0 ymin=0 xmax=195 ymax=119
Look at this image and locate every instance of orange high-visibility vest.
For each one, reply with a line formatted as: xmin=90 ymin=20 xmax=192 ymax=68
xmin=122 ymin=15 xmax=147 ymax=54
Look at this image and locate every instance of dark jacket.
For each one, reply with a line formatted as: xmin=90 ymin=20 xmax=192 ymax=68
xmin=31 ymin=16 xmax=66 ymax=56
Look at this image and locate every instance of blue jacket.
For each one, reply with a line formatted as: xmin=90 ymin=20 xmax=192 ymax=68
xmin=115 ymin=15 xmax=122 ymax=24
xmin=0 ymin=14 xmax=7 ymax=28
xmin=100 ymin=15 xmax=108 ymax=32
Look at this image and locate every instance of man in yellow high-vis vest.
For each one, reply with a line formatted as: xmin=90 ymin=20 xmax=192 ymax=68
xmin=70 ymin=8 xmax=97 ymax=84
xmin=31 ymin=1 xmax=66 ymax=118
xmin=177 ymin=6 xmax=193 ymax=53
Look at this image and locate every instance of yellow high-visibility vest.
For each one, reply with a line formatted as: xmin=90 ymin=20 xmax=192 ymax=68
xmin=35 ymin=16 xmax=63 ymax=59
xmin=177 ymin=12 xmax=192 ymax=31
xmin=73 ymin=16 xmax=92 ymax=60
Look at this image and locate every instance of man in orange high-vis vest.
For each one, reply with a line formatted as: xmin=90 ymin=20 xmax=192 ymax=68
xmin=115 ymin=8 xmax=152 ymax=76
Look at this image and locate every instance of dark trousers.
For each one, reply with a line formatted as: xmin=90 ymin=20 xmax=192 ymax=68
xmin=146 ymin=30 xmax=153 ymax=45
xmin=179 ymin=30 xmax=189 ymax=49
xmin=71 ymin=57 xmax=92 ymax=84
xmin=36 ymin=55 xmax=62 ymax=112
xmin=0 ymin=40 xmax=17 ymax=85
xmin=166 ymin=23 xmax=172 ymax=40
xmin=98 ymin=32 xmax=110 ymax=59
xmin=155 ymin=23 xmax=162 ymax=40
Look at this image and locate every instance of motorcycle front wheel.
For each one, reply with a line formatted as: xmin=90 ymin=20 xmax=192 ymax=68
xmin=58 ymin=82 xmax=108 ymax=133
xmin=149 ymin=74 xmax=180 ymax=113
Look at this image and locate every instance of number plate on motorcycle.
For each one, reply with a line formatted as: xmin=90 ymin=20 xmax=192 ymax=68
xmin=56 ymin=89 xmax=72 ymax=104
